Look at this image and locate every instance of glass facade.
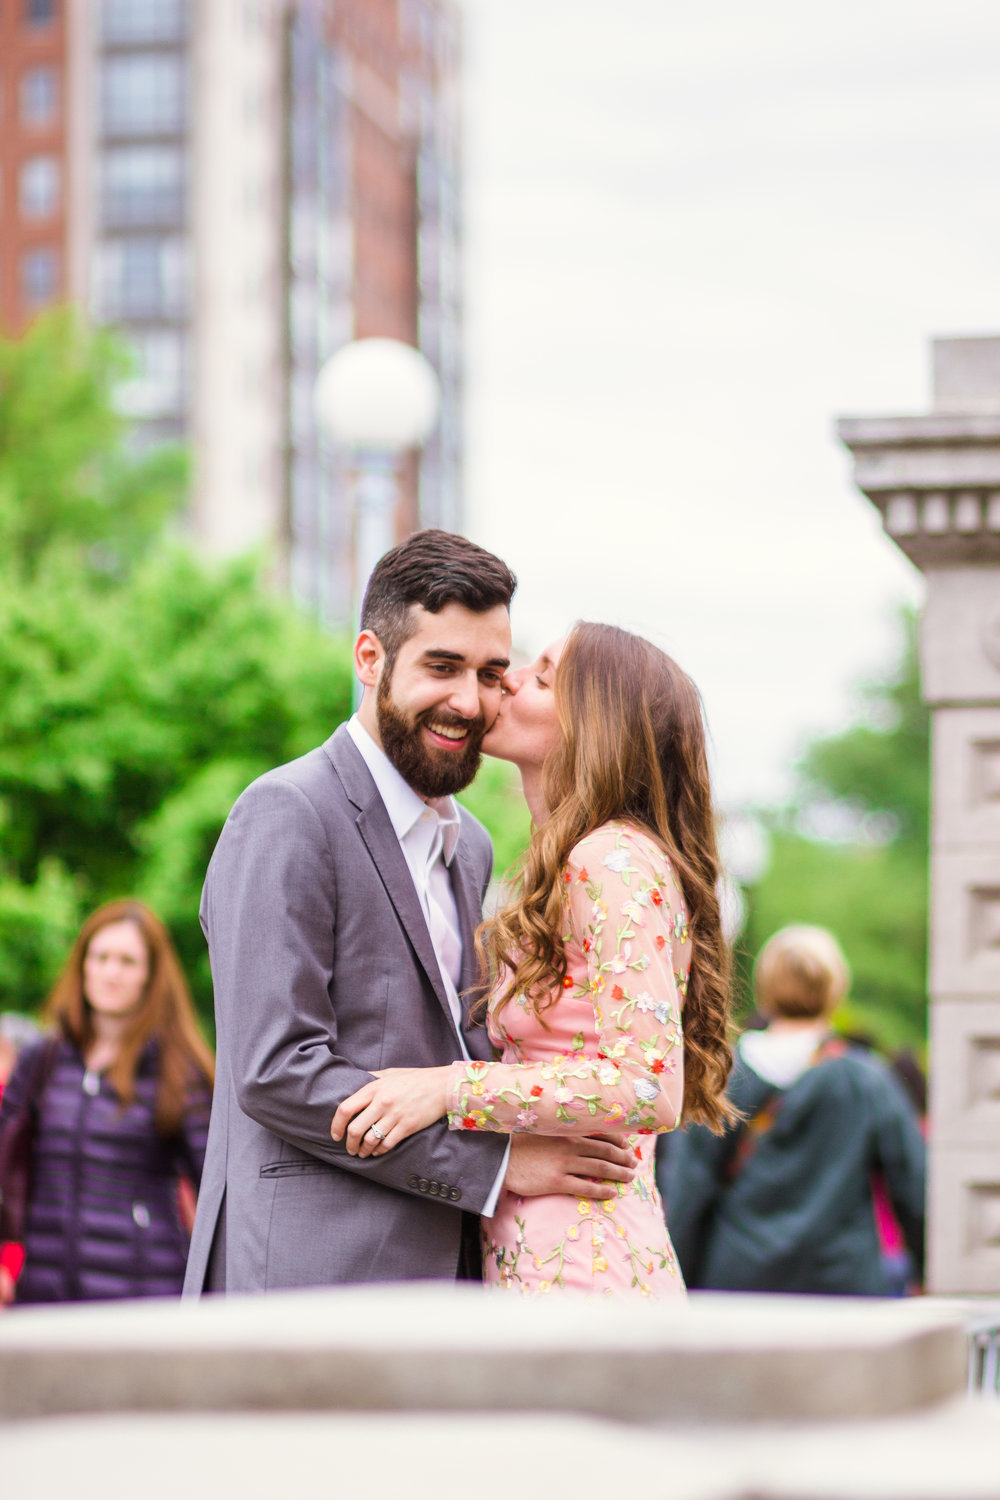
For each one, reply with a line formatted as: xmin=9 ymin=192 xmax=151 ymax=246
xmin=115 ymin=327 xmax=186 ymax=418
xmin=101 ymin=54 xmax=186 ymax=137
xmin=93 ymin=0 xmax=191 ymax=447
xmin=94 ymin=235 xmax=187 ymax=320
xmin=285 ymin=8 xmax=353 ymax=622
xmin=402 ymin=0 xmax=464 ymax=533
xmin=100 ymin=145 xmax=184 ymax=228
xmin=100 ymin=0 xmax=187 ymax=45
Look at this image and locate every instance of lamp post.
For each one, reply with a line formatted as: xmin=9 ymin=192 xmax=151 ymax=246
xmin=314 ymin=338 xmax=442 ymax=670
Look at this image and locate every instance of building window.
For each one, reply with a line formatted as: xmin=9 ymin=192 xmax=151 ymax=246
xmin=102 ymin=54 xmax=185 ymax=137
xmin=117 ymin=329 xmax=185 ymax=418
xmin=94 ymin=236 xmax=187 ymax=319
xmin=25 ymin=0 xmax=57 ymax=25
xmin=20 ymin=66 xmax=59 ymax=127
xmin=21 ymin=247 xmax=59 ymax=306
xmin=100 ymin=0 xmax=187 ymax=44
xmin=19 ymin=156 xmax=61 ymax=218
xmin=101 ymin=146 xmax=184 ymax=227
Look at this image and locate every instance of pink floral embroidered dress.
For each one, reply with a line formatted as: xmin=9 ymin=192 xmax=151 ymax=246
xmin=445 ymin=821 xmax=689 ymax=1298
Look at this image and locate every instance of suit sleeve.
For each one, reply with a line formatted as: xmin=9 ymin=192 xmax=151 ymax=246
xmin=206 ymin=776 xmax=506 ymax=1211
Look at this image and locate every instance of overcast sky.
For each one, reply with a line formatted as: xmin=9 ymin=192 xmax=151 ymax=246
xmin=458 ymin=0 xmax=1000 ymax=810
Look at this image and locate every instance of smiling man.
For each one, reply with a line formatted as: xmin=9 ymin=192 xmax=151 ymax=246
xmin=185 ymin=530 xmax=635 ymax=1294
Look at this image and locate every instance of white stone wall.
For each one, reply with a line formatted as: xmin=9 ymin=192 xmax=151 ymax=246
xmin=840 ymin=336 xmax=1000 ymax=1294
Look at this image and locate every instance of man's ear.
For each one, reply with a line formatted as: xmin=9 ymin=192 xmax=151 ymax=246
xmin=354 ymin=629 xmax=384 ymax=688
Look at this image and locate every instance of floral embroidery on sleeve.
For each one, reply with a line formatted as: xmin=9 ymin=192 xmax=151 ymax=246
xmin=446 ymin=825 xmax=687 ymax=1135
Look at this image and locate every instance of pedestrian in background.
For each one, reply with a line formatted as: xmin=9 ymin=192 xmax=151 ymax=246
xmin=0 ymin=1012 xmax=41 ymax=1303
xmin=0 ymin=900 xmax=213 ymax=1305
xmin=659 ymin=924 xmax=925 ymax=1296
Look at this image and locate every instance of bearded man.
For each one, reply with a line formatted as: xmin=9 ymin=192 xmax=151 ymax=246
xmin=185 ymin=530 xmax=635 ymax=1294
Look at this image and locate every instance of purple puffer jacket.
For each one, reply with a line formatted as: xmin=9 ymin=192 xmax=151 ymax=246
xmin=0 ymin=1035 xmax=212 ymax=1304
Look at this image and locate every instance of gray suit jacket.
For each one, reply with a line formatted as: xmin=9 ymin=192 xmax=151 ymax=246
xmin=184 ymin=725 xmax=508 ymax=1294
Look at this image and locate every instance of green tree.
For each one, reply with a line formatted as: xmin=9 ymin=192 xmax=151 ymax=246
xmin=1 ymin=545 xmax=357 ymax=1017
xmin=741 ymin=612 xmax=929 ymax=1052
xmin=0 ymin=309 xmax=185 ymax=575
xmin=458 ymin=759 xmax=531 ymax=886
xmin=0 ymin=314 xmax=356 ymax=1017
xmin=0 ymin=310 xmax=535 ymax=1023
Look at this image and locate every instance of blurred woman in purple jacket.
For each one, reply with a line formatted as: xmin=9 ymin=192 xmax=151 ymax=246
xmin=0 ymin=900 xmax=214 ymax=1305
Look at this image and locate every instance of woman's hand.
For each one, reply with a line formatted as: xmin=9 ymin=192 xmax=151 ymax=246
xmin=330 ymin=1067 xmax=451 ymax=1157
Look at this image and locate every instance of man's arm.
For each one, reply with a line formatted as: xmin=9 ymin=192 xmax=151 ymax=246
xmin=207 ymin=776 xmax=506 ymax=1211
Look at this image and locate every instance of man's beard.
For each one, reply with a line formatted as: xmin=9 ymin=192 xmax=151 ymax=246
xmin=376 ymin=671 xmax=487 ymax=798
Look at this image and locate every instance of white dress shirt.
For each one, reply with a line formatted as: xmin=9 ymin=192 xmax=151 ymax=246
xmin=346 ymin=716 xmax=508 ymax=1212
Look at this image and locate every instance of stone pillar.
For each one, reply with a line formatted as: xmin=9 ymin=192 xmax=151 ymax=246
xmin=838 ymin=336 xmax=1000 ymax=1294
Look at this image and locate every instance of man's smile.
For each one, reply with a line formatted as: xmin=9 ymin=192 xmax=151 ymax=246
xmin=424 ymin=717 xmax=472 ymax=748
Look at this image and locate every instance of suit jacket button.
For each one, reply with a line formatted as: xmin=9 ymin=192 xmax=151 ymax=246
xmin=450 ymin=1187 xmax=461 ymax=1202
xmin=428 ymin=1181 xmax=439 ymax=1195
xmin=407 ymin=1176 xmax=419 ymax=1189
xmin=418 ymin=1177 xmax=429 ymax=1192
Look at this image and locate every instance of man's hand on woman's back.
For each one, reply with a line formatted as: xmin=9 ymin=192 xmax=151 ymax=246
xmin=505 ymin=1134 xmax=638 ymax=1200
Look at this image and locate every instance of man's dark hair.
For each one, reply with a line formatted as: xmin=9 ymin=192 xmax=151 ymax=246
xmin=361 ymin=529 xmax=517 ymax=667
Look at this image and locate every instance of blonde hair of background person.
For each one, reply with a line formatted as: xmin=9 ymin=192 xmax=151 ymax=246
xmin=753 ymin=924 xmax=851 ymax=1025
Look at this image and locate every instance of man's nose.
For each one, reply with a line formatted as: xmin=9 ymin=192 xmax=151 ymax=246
xmin=448 ymin=672 xmax=482 ymax=719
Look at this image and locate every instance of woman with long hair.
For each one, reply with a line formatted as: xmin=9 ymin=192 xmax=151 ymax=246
xmin=331 ymin=623 xmax=735 ymax=1297
xmin=0 ymin=900 xmax=214 ymax=1304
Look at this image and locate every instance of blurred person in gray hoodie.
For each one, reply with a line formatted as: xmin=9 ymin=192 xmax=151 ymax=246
xmin=659 ymin=925 xmax=925 ymax=1295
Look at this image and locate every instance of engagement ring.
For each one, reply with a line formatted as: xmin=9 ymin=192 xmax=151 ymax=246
xmin=369 ymin=1123 xmax=385 ymax=1142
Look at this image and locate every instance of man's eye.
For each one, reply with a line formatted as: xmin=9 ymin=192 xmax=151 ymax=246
xmin=480 ymin=672 xmax=503 ymax=687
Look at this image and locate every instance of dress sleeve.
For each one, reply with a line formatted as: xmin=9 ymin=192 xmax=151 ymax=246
xmin=445 ymin=829 xmax=685 ymax=1135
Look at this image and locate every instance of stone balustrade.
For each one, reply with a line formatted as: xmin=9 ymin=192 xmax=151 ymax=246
xmin=2 ymin=1285 xmax=999 ymax=1500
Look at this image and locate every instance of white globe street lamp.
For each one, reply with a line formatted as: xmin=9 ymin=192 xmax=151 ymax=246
xmin=315 ymin=339 xmax=442 ymax=671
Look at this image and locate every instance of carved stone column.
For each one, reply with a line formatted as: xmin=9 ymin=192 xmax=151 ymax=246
xmin=838 ymin=335 xmax=1000 ymax=1294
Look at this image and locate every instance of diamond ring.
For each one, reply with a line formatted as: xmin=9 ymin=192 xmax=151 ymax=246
xmin=369 ymin=1122 xmax=385 ymax=1142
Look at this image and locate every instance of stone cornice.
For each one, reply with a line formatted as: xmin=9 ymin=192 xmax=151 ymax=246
xmin=838 ymin=412 xmax=1000 ymax=448
xmin=837 ymin=413 xmax=1000 ymax=569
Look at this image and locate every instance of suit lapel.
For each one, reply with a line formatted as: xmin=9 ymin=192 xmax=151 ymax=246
xmin=325 ymin=728 xmax=455 ymax=1029
xmin=451 ymin=838 xmax=493 ymax=1061
xmin=355 ymin=801 xmax=455 ymax=1022
xmin=451 ymin=841 xmax=483 ymax=996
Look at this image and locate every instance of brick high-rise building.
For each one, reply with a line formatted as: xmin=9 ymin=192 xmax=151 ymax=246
xmin=0 ymin=0 xmax=463 ymax=623
xmin=0 ymin=0 xmax=69 ymax=327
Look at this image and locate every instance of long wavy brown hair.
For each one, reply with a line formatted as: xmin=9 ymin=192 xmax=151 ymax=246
xmin=479 ymin=623 xmax=736 ymax=1132
xmin=45 ymin=900 xmax=215 ymax=1135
